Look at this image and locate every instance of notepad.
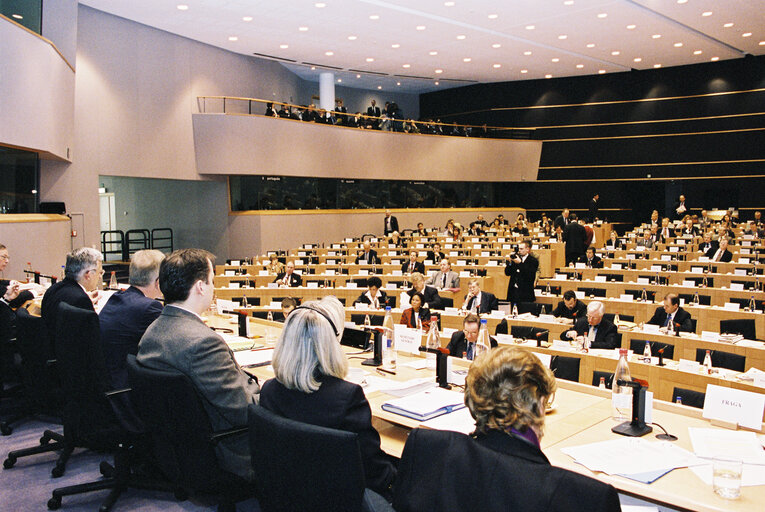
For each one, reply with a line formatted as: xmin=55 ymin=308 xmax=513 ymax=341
xmin=381 ymin=387 xmax=466 ymax=421
xmin=233 ymin=348 xmax=273 ymax=367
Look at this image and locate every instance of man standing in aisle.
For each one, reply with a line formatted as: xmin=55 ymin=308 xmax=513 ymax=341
xmin=384 ymin=209 xmax=399 ymax=236
xmin=563 ymin=214 xmax=587 ymax=265
xmin=505 ymin=240 xmax=539 ymax=305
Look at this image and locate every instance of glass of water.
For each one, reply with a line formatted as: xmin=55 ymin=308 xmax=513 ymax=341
xmin=713 ymin=458 xmax=742 ymax=499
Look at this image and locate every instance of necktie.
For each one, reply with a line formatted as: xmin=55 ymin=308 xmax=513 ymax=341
xmin=466 ymin=342 xmax=475 ymax=360
xmin=442 ymin=273 xmax=447 ymax=288
xmin=409 ymin=262 xmax=414 ymax=273
xmin=664 ymin=314 xmax=673 ymax=327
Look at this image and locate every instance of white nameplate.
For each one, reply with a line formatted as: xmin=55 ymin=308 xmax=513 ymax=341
xmin=626 ymin=254 xmax=636 ymax=259
xmin=611 ymin=263 xmax=622 ymax=270
xmin=619 ymin=294 xmax=634 ymax=302
xmin=703 ymin=384 xmax=765 ymax=430
xmin=698 ymin=256 xmax=710 ymax=262
xmin=740 ymin=248 xmax=751 ymax=255
xmin=295 ymin=259 xmax=304 ymax=265
xmin=392 ymin=259 xmax=401 ymax=265
xmin=327 ymin=259 xmax=336 ymax=265
xmin=651 ymin=265 xmax=662 ymax=271
xmin=678 ymin=359 xmax=700 ymax=372
xmin=489 ymin=310 xmax=505 ymax=319
xmin=450 ymin=251 xmax=459 ymax=257
xmin=268 ymin=301 xmax=281 ymax=308
xmin=225 ymin=270 xmax=235 ymax=276
xmin=637 ymin=278 xmax=650 ymax=285
xmin=326 ymin=269 xmax=336 ymax=276
xmin=532 ymin=245 xmax=540 ymax=250
xmin=332 ymin=244 xmax=342 ymax=249
xmin=474 ymin=244 xmax=482 ymax=250
xmin=594 ymin=276 xmax=607 ymax=283
xmin=503 ymin=244 xmax=513 ymax=250
xmin=667 ymin=246 xmax=679 ymax=253
xmin=419 ymin=251 xmax=428 ymax=258
xmin=444 ymin=243 xmax=453 ymax=249
xmin=259 ymin=270 xmax=269 ymax=276
xmin=481 ymin=251 xmax=490 ymax=257
xmin=370 ymin=238 xmax=378 ymax=243
xmin=392 ymin=270 xmax=403 ymax=276
xmin=701 ymin=331 xmax=719 ymax=342
xmin=755 ymin=374 xmax=765 ymax=388
xmin=676 ymin=239 xmax=686 ymax=245
xmin=739 ymin=258 xmax=750 ymax=264
xmin=346 ymin=282 xmax=358 ymax=289
xmin=682 ymin=280 xmax=695 ymax=287
xmin=487 ymin=260 xmax=498 ymax=266
xmin=539 ymin=314 xmax=555 ymax=322
xmin=574 ymin=291 xmax=585 ymax=299
xmin=295 ymin=269 xmax=303 ymax=275
xmin=424 ymin=260 xmax=433 ymax=265
xmin=642 ymin=324 xmax=660 ymax=334
xmin=216 ymin=298 xmax=236 ymax=313
xmin=416 ymin=244 xmax=425 ymax=249
xmin=635 ymin=246 xmax=645 ymax=252
xmin=724 ymin=302 xmax=740 ymax=311
xmin=495 ymin=334 xmax=514 ymax=345
xmin=574 ymin=263 xmax=586 ymax=269
xmin=691 ymin=267 xmax=704 ymax=274
xmin=298 ymin=252 xmax=306 ymax=257
xmin=307 ymin=282 xmax=318 ymax=289
xmin=734 ymin=269 xmax=748 ymax=276
xmin=730 ymin=283 xmax=745 ymax=291
xmin=267 ymin=283 xmax=278 ymax=288
xmin=661 ymin=255 xmax=673 ymax=261
xmin=471 ymin=238 xmax=479 ymax=243
xmin=459 ymin=271 xmax=471 ymax=277
xmin=358 ymin=269 xmax=369 ymax=276
xmin=444 ymin=307 xmax=460 ymax=315
xmin=386 ymin=282 xmax=397 ymax=290
xmin=457 ymin=260 xmax=467 ymax=266
xmin=555 ymin=274 xmax=567 ymax=280
xmin=552 ymin=339 xmax=571 ymax=350
xmin=394 ymin=325 xmax=422 ymax=355
xmin=344 ymin=238 xmax=353 ymax=243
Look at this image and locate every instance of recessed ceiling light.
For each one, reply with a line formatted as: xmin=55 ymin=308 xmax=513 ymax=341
xmin=366 ymin=57 xmax=374 ymax=62
xmin=488 ymin=14 xmax=498 ymax=19
xmin=11 ymin=13 xmax=23 ymax=19
xmin=626 ymin=25 xmax=636 ymax=30
xmin=760 ymin=41 xmax=765 ymax=46
xmin=228 ymin=36 xmax=238 ymax=41
xmin=391 ymin=44 xmax=400 ymax=48
xmin=377 ymin=85 xmax=382 ymax=89
xmin=586 ymin=43 xmax=595 ymax=48
xmin=369 ymin=14 xmax=379 ymax=20
xmin=654 ymin=64 xmax=662 ymax=68
xmin=311 ymin=66 xmax=316 ymax=70
xmin=315 ymin=2 xmax=326 ymax=7
xmin=493 ymin=64 xmax=501 ymax=68
xmin=521 ymin=69 xmax=528 ymax=73
xmin=463 ymin=58 xmax=472 ymax=62
xmin=711 ymin=56 xmax=719 ymax=61
xmin=435 ymin=69 xmax=443 ymax=74
xmin=403 ymin=64 xmax=411 ymax=68
xmin=551 ymin=58 xmax=560 ymax=62
xmin=397 ymin=82 xmax=401 ymax=86
xmin=576 ymin=64 xmax=584 ymax=68
xmin=525 ymin=25 xmax=535 ymax=30
xmin=564 ymin=0 xmax=574 ymax=5
xmin=677 ymin=0 xmax=687 ymax=3
xmin=545 ymin=74 xmax=553 ymax=78
xmin=611 ymin=50 xmax=620 ymax=55
xmin=524 ymin=51 xmax=532 ymax=55
xmin=416 ymin=25 xmax=426 ymax=30
xmin=356 ymin=74 xmax=361 ymax=78
xmin=325 ymin=51 xmax=334 ymax=56
xmin=723 ymin=23 xmax=734 ymax=28
xmin=702 ymin=11 xmax=712 ymax=16
xmin=491 ymin=43 xmax=501 ymax=49
xmin=348 ymin=35 xmax=357 ymax=40
xmin=693 ymin=50 xmax=702 ymax=55
xmin=434 ymin=81 xmax=439 ymax=85
xmin=597 ymin=13 xmax=607 ymax=18
xmin=558 ymin=35 xmax=567 ymax=40
xmin=429 ymin=51 xmax=438 ymax=56
xmin=674 ymin=42 xmax=683 ymax=47
xmin=652 ymin=34 xmax=661 ymax=39
xmin=279 ymin=44 xmax=288 ymax=49
xmin=633 ymin=57 xmax=642 ymax=62
xmin=742 ymin=32 xmax=752 ymax=37
xmin=444 ymin=1 xmax=455 ymax=6
xmin=242 ymin=16 xmax=253 ymax=22
xmin=176 ymin=4 xmax=188 ymax=10
xmin=598 ymin=69 xmax=606 ymax=74
xmin=299 ymin=26 xmax=309 ymax=31
xmin=456 ymin=35 xmax=466 ymax=40
xmin=337 ymin=79 xmax=342 ymax=83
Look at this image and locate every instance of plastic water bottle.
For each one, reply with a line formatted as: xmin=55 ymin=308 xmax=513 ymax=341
xmin=267 ymin=310 xmax=273 ymax=322
xmin=611 ymin=349 xmax=632 ymax=421
xmin=703 ymin=349 xmax=713 ymax=374
xmin=693 ymin=291 xmax=700 ymax=306
xmin=598 ymin=377 xmax=606 ymax=389
xmin=241 ymin=295 xmax=248 ymax=308
xmin=749 ymin=295 xmax=756 ymax=312
xmin=382 ymin=307 xmax=396 ymax=370
xmin=643 ymin=341 xmax=652 ymax=363
xmin=540 ymin=305 xmax=546 ymax=316
xmin=545 ymin=283 xmax=551 ymax=295
xmin=614 ymin=312 xmax=620 ymax=327
xmin=425 ymin=316 xmax=440 ymax=364
xmin=475 ymin=319 xmax=491 ymax=359
xmin=108 ymin=271 xmax=117 ymax=290
xmin=364 ymin=314 xmax=371 ymax=327
xmin=60 ymin=265 xmax=66 ymax=280
xmin=667 ymin=319 xmax=675 ymax=336
xmin=640 ymin=288 xmax=648 ymax=302
xmin=512 ymin=304 xmax=519 ymax=318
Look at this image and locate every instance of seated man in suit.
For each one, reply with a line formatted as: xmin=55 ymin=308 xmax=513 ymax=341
xmin=425 ymin=259 xmax=459 ymax=290
xmin=707 ymin=236 xmax=732 ymax=262
xmin=426 ymin=242 xmax=445 ymax=264
xmin=99 ymin=249 xmax=165 ymax=388
xmin=281 ymin=297 xmax=297 ymax=319
xmin=41 ymin=247 xmax=103 ymax=336
xmin=393 ymin=345 xmax=620 ymax=512
xmin=562 ymin=301 xmax=619 ymax=349
xmin=461 ymin=278 xmax=498 ymax=313
xmin=415 ymin=222 xmax=428 ymax=236
xmin=0 ymin=244 xmax=37 ymax=309
xmin=647 ymin=293 xmax=694 ymax=333
xmin=657 ymin=217 xmax=673 ymax=244
xmin=401 ymin=250 xmax=425 ymax=275
xmin=445 ymin=313 xmax=497 ymax=360
xmin=698 ymin=231 xmax=718 ymax=255
xmin=274 ymin=260 xmax=302 ymax=287
xmin=405 ymin=272 xmax=441 ymax=311
xmin=354 ymin=241 xmax=378 ymax=265
xmin=352 ymin=276 xmax=388 ymax=309
xmin=552 ymin=290 xmax=588 ymax=321
xmin=635 ymin=229 xmax=655 ymax=250
xmin=578 ymin=247 xmax=603 ymax=269
xmin=137 ymin=248 xmax=260 ymax=482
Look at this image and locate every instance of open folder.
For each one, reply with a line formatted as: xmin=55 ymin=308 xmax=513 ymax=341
xmin=381 ymin=387 xmax=466 ymax=421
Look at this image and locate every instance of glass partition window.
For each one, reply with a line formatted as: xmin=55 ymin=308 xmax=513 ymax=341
xmin=0 ymin=147 xmax=39 ymax=213
xmin=1 ymin=0 xmax=43 ymax=34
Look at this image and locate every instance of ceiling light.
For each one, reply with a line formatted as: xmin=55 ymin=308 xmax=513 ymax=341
xmin=429 ymin=51 xmax=438 ymax=55
xmin=434 ymin=81 xmax=439 ymax=85
xmin=402 ymin=64 xmax=411 ymax=68
xmin=626 ymin=25 xmax=636 ymax=30
xmin=702 ymin=11 xmax=712 ymax=17
xmin=693 ymin=50 xmax=702 ymax=55
xmin=11 ymin=13 xmax=22 ymax=19
xmin=488 ymin=14 xmax=498 ymax=19
xmin=633 ymin=57 xmax=642 ymax=62
xmin=391 ymin=44 xmax=400 ymax=48
xmin=377 ymin=85 xmax=382 ymax=89
xmin=493 ymin=63 xmax=501 ymax=68
xmin=456 ymin=35 xmax=466 ymax=40
xmin=654 ymin=64 xmax=661 ymax=68
xmin=176 ymin=5 xmax=188 ymax=11
xmin=525 ymin=25 xmax=535 ymax=30
xmin=325 ymin=51 xmax=334 ymax=56
xmin=348 ymin=35 xmax=357 ymax=40
xmin=369 ymin=14 xmax=379 ymax=20
xmin=742 ymin=32 xmax=752 ymax=37
xmin=597 ymin=13 xmax=607 ymax=18
xmin=242 ymin=16 xmax=253 ymax=22
xmin=228 ymin=36 xmax=238 ymax=41
xmin=397 ymin=82 xmax=401 ymax=86
xmin=356 ymin=74 xmax=361 ymax=78
xmin=576 ymin=64 xmax=584 ymax=68
xmin=444 ymin=1 xmax=455 ymax=6
xmin=723 ymin=23 xmax=734 ymax=28
xmin=564 ymin=0 xmax=574 ymax=5
xmin=492 ymin=43 xmax=501 ymax=48
xmin=598 ymin=69 xmax=606 ymax=74
xmin=435 ymin=69 xmax=443 ymax=74
xmin=674 ymin=42 xmax=683 ymax=47
xmin=551 ymin=58 xmax=560 ymax=62
xmin=521 ymin=69 xmax=528 ymax=73
xmin=558 ymin=35 xmax=567 ymax=40
xmin=586 ymin=43 xmax=595 ymax=48
xmin=279 ymin=44 xmax=290 ymax=50
xmin=463 ymin=58 xmax=472 ymax=62
xmin=311 ymin=66 xmax=316 ymax=70
xmin=611 ymin=50 xmax=620 ymax=55
xmin=416 ymin=25 xmax=426 ymax=30
xmin=652 ymin=34 xmax=661 ymax=39
xmin=524 ymin=51 xmax=532 ymax=55
xmin=760 ymin=41 xmax=765 ymax=46
xmin=545 ymin=74 xmax=553 ymax=78
xmin=677 ymin=0 xmax=687 ymax=3
xmin=711 ymin=56 xmax=719 ymax=61
xmin=315 ymin=2 xmax=326 ymax=7
xmin=299 ymin=26 xmax=309 ymax=31
xmin=337 ymin=79 xmax=342 ymax=83
xmin=366 ymin=57 xmax=374 ymax=62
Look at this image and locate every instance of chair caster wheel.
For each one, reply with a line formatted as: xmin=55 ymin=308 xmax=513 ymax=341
xmin=40 ymin=436 xmax=51 ymax=445
xmin=0 ymin=423 xmax=12 ymax=436
xmin=51 ymin=465 xmax=65 ymax=478
xmin=3 ymin=456 xmax=16 ymax=469
xmin=100 ymin=461 xmax=114 ymax=477
xmin=48 ymin=497 xmax=62 ymax=510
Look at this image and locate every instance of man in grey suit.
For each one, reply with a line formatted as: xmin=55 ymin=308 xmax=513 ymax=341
xmin=136 ymin=249 xmax=260 ymax=481
xmin=426 ymin=259 xmax=460 ymax=290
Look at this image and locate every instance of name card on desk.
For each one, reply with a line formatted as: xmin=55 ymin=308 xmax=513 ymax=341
xmin=661 ymin=255 xmax=672 ymax=261
xmin=298 ymin=252 xmax=306 ymax=257
xmin=225 ymin=270 xmax=235 ymax=276
xmin=495 ymin=334 xmax=514 ymax=345
xmin=594 ymin=276 xmax=607 ymax=283
xmin=651 ymin=265 xmax=662 ymax=271
xmin=611 ymin=263 xmax=623 ymax=270
xmin=575 ymin=263 xmax=586 ymax=269
xmin=532 ymin=245 xmax=540 ymax=250
xmin=307 ymin=282 xmax=319 ymax=289
xmin=503 ymin=244 xmax=513 ymax=250
xmin=724 ymin=302 xmax=741 ymax=311
xmin=267 ymin=283 xmax=278 ymax=288
xmin=574 ymin=291 xmax=585 ymax=299
xmin=552 ymin=339 xmax=571 ymax=350
xmin=698 ymin=256 xmax=710 ymax=262
xmin=444 ymin=243 xmax=453 ymax=249
xmin=416 ymin=244 xmax=425 ymax=249
xmin=473 ymin=244 xmax=482 ymax=250
xmin=635 ymin=246 xmax=645 ymax=252
xmin=457 ymin=260 xmax=467 ymax=266
xmin=739 ymin=258 xmax=751 ymax=264
xmin=539 ymin=314 xmax=556 ymax=322
xmin=626 ymin=254 xmax=636 ymax=259
xmin=424 ymin=260 xmax=433 ymax=265
xmin=216 ymin=299 xmax=236 ymax=313
xmin=730 ymin=283 xmax=745 ymax=291
xmin=555 ymin=274 xmax=567 ymax=280
xmin=679 ymin=359 xmax=700 ymax=372
xmin=637 ymin=278 xmax=650 ymax=285
xmin=486 ymin=260 xmax=499 ymax=266
xmin=332 ymin=244 xmax=342 ymax=249
xmin=690 ymin=267 xmax=704 ymax=274
xmin=450 ymin=251 xmax=459 ymax=257
xmin=471 ymin=238 xmax=479 ymax=243
xmin=703 ymin=384 xmax=765 ymax=430
xmin=344 ymin=238 xmax=353 ymax=243
xmin=681 ymin=280 xmax=696 ymax=287
xmin=394 ymin=325 xmax=422 ymax=355
xmin=346 ymin=282 xmax=358 ymax=289
xmin=257 ymin=270 xmax=268 ymax=276
xmin=701 ymin=331 xmax=720 ymax=342
xmin=327 ymin=259 xmax=336 ymax=265
xmin=669 ymin=246 xmax=680 ymax=253
xmin=444 ymin=307 xmax=459 ymax=315
xmin=391 ymin=270 xmax=402 ymax=276
xmin=294 ymin=259 xmax=304 ymax=265
xmin=676 ymin=239 xmax=686 ymax=245
xmin=642 ymin=324 xmax=660 ymax=334
xmin=419 ymin=251 xmax=428 ymax=258
xmin=481 ymin=251 xmax=490 ymax=257
xmin=358 ymin=269 xmax=369 ymax=276
xmin=459 ymin=271 xmax=471 ymax=278
xmin=326 ymin=269 xmax=336 ymax=276
xmin=734 ymin=269 xmax=748 ymax=276
xmin=619 ymin=294 xmax=634 ymax=302
xmin=387 ymin=282 xmax=398 ymax=290
xmin=740 ymin=248 xmax=751 ymax=255
xmin=489 ymin=310 xmax=505 ymax=319
xmin=392 ymin=259 xmax=401 ymax=265
xmin=370 ymin=238 xmax=378 ymax=243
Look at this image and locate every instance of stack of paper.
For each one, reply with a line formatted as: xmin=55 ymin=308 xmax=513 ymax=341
xmin=233 ymin=348 xmax=274 ymax=368
xmin=687 ymin=428 xmax=765 ymax=486
xmin=382 ymin=387 xmax=466 ymax=421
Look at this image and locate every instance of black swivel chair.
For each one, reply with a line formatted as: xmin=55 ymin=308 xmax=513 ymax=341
xmin=719 ymin=319 xmax=757 ymax=340
xmin=577 ymin=287 xmax=607 ymax=298
xmin=516 ymin=302 xmax=544 ymax=316
xmin=678 ymin=293 xmax=711 ymax=306
xmin=351 ymin=314 xmax=384 ymax=327
xmin=672 ymin=387 xmax=706 ymax=409
xmin=550 ymin=356 xmax=581 ymax=382
xmin=694 ymin=349 xmax=746 ymax=372
xmin=592 ymin=371 xmax=614 ymax=388
xmin=126 ymin=356 xmax=256 ymax=512
xmin=248 ymin=404 xmax=393 ymax=512
xmin=629 ymin=339 xmax=675 ymax=360
xmin=603 ymin=313 xmax=634 ymax=324
xmin=625 ymin=289 xmax=656 ymax=302
xmin=510 ymin=326 xmax=549 ymax=343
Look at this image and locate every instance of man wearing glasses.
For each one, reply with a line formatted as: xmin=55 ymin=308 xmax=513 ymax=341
xmin=41 ymin=247 xmax=103 ymax=335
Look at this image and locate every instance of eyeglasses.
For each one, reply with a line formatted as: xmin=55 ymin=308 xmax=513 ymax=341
xmin=0 ymin=255 xmax=9 ymax=261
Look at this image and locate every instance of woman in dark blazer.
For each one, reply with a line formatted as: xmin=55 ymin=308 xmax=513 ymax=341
xmin=399 ymin=292 xmax=431 ymax=330
xmin=392 ymin=346 xmax=621 ymax=512
xmin=259 ymin=296 xmax=396 ymax=499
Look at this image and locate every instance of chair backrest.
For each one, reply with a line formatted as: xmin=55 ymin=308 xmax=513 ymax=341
xmin=15 ymin=307 xmax=62 ymax=414
xmin=510 ymin=325 xmax=549 ymax=342
xmin=516 ymin=302 xmax=542 ymax=316
xmin=603 ymin=313 xmax=634 ymax=323
xmin=719 ymin=319 xmax=757 ymax=340
xmin=672 ymin=387 xmax=705 ymax=409
xmin=550 ymin=355 xmax=580 ymax=382
xmin=494 ymin=319 xmax=508 ymax=336
xmin=248 ymin=403 xmax=366 ymax=512
xmin=592 ymin=371 xmax=614 ymax=388
xmin=125 ymin=355 xmax=234 ymax=494
xmin=694 ymin=348 xmax=746 ymax=372
xmin=678 ymin=293 xmax=711 ymax=306
xmin=350 ymin=314 xmax=384 ymax=326
xmin=440 ymin=297 xmax=454 ymax=308
xmin=629 ymin=339 xmax=674 ymax=360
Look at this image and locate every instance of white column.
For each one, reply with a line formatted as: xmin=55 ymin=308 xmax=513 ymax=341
xmin=319 ymin=72 xmax=335 ymax=111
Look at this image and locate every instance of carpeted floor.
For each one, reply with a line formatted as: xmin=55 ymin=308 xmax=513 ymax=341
xmin=0 ymin=417 xmax=260 ymax=511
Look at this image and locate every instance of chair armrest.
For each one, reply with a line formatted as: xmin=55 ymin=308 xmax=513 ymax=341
xmin=210 ymin=426 xmax=249 ymax=446
xmin=104 ymin=388 xmax=131 ymax=398
xmin=46 ymin=359 xmax=57 ymax=367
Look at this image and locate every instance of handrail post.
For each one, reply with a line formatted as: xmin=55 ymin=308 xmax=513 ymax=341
xmin=223 ymin=97 xmax=226 ymax=114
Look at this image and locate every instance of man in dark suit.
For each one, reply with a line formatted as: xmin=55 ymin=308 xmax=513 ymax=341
xmin=552 ymin=290 xmax=588 ymax=320
xmin=553 ymin=208 xmax=569 ymax=232
xmin=462 ymin=278 xmax=498 ymax=313
xmin=657 ymin=217 xmax=673 ymax=244
xmin=446 ymin=313 xmax=497 ymax=359
xmin=352 ymin=276 xmax=388 ymax=309
xmin=367 ymin=100 xmax=381 ymax=129
xmin=647 ymin=293 xmax=694 ymax=333
xmin=354 ymin=241 xmax=379 ymax=265
xmin=505 ymin=240 xmax=539 ymax=305
xmin=563 ymin=214 xmax=587 ymax=265
xmin=383 ymin=209 xmax=399 ymax=236
xmin=274 ymin=260 xmax=302 ymax=287
xmin=588 ymin=193 xmax=599 ymax=222
xmin=99 ymin=249 xmax=165 ymax=388
xmin=41 ymin=247 xmax=102 ymax=336
xmin=0 ymin=245 xmax=36 ymax=309
xmin=406 ymin=272 xmax=441 ymax=310
xmin=707 ymin=237 xmax=732 ymax=262
xmin=673 ymin=194 xmax=688 ymax=220
xmin=401 ymin=250 xmax=425 ymax=275
xmin=698 ymin=231 xmax=718 ymax=255
xmin=578 ymin=247 xmax=603 ymax=268
xmin=137 ymin=249 xmax=260 ymax=481
xmin=562 ymin=301 xmax=619 ymax=349
xmin=426 ymin=242 xmax=445 ymax=263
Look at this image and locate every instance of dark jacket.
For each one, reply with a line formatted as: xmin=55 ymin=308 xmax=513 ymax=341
xmin=577 ymin=254 xmax=603 ymax=268
xmin=407 ymin=286 xmax=442 ymax=310
xmin=505 ymin=254 xmax=539 ymax=303
xmin=273 ymin=272 xmax=302 ymax=287
xmin=446 ymin=330 xmax=498 ymax=358
xmin=401 ymin=260 xmax=425 ymax=275
xmin=552 ymin=300 xmax=587 ymax=320
xmin=563 ymin=222 xmax=587 ymax=257
xmin=563 ymin=317 xmax=619 ymax=349
xmin=647 ymin=306 xmax=694 ymax=332
xmin=40 ymin=278 xmax=94 ymax=338
xmin=464 ymin=291 xmax=499 ymax=313
xmin=355 ymin=250 xmax=379 ymax=265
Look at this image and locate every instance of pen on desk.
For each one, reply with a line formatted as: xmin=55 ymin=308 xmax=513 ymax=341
xmin=376 ymin=368 xmax=396 ymax=376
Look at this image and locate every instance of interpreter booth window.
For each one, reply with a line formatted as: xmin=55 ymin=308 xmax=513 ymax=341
xmin=1 ymin=0 xmax=42 ymax=34
xmin=0 ymin=147 xmax=39 ymax=213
